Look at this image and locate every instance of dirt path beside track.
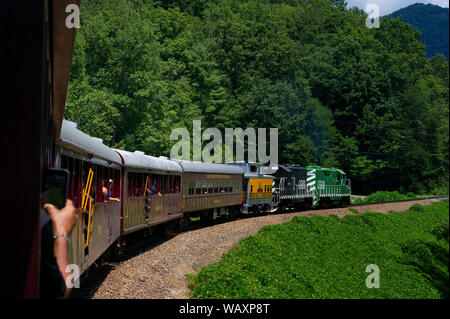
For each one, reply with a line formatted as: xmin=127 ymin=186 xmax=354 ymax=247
xmin=91 ymin=198 xmax=445 ymax=299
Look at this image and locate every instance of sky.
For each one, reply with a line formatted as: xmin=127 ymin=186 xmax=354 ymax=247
xmin=346 ymin=0 xmax=449 ymax=16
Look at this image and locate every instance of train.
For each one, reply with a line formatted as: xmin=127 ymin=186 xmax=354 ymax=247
xmin=56 ymin=119 xmax=352 ymax=276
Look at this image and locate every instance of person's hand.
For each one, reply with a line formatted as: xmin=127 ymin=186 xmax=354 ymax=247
xmin=44 ymin=199 xmax=78 ymax=237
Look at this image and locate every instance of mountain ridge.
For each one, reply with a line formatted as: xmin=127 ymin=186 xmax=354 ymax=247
xmin=389 ymin=3 xmax=449 ymax=59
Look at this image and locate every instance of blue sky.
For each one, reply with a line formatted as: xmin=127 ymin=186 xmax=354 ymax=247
xmin=346 ymin=0 xmax=449 ymax=16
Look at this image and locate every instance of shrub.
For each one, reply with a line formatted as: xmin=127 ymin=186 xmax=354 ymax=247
xmin=190 ymin=201 xmax=449 ymax=299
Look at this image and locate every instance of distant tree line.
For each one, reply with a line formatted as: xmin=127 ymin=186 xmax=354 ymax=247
xmin=390 ymin=3 xmax=449 ymax=59
xmin=65 ymin=0 xmax=449 ymax=194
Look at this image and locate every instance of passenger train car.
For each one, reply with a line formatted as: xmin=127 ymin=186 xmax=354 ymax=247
xmin=116 ymin=150 xmax=183 ymax=236
xmin=56 ymin=120 xmax=123 ymax=273
xmin=176 ymin=160 xmax=244 ymax=222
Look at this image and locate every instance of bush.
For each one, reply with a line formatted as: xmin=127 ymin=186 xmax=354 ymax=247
xmin=190 ymin=201 xmax=449 ymax=299
xmin=364 ymin=191 xmax=411 ymax=203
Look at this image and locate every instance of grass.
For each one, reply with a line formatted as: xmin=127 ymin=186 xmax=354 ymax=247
xmin=188 ymin=200 xmax=449 ymax=299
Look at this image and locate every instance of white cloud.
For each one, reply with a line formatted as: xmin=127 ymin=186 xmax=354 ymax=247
xmin=346 ymin=0 xmax=449 ymax=16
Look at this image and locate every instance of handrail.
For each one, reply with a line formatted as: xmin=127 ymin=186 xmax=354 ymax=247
xmin=144 ymin=175 xmax=149 ymax=197
xmin=81 ymin=168 xmax=94 ymax=249
xmin=85 ymin=197 xmax=94 ymax=248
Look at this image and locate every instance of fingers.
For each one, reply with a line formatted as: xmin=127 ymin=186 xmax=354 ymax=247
xmin=44 ymin=203 xmax=58 ymax=215
xmin=65 ymin=199 xmax=74 ymax=208
xmin=64 ymin=199 xmax=78 ymax=218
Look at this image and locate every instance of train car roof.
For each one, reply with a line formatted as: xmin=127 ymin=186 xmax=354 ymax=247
xmin=175 ymin=160 xmax=244 ymax=175
xmin=59 ymin=120 xmax=122 ymax=164
xmin=306 ymin=166 xmax=346 ymax=174
xmin=280 ymin=165 xmax=307 ymax=172
xmin=114 ymin=150 xmax=182 ymax=173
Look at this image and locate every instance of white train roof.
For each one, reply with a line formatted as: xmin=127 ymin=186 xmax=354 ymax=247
xmin=114 ymin=150 xmax=182 ymax=173
xmin=59 ymin=120 xmax=122 ymax=164
xmin=175 ymin=160 xmax=244 ymax=175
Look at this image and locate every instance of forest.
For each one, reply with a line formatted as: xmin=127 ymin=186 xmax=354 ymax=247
xmin=390 ymin=3 xmax=449 ymax=59
xmin=65 ymin=0 xmax=449 ymax=194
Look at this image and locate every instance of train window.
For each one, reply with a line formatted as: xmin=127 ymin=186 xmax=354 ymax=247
xmin=73 ymin=159 xmax=81 ymax=208
xmin=250 ymin=165 xmax=257 ymax=172
xmin=154 ymin=175 xmax=159 ymax=194
xmin=95 ymin=165 xmax=103 ymax=203
xmin=160 ymin=175 xmax=164 ymax=194
xmin=137 ymin=173 xmax=141 ymax=196
xmin=250 ymin=185 xmax=253 ymax=193
xmin=128 ymin=172 xmax=133 ymax=196
xmin=195 ymin=181 xmax=201 ymax=195
xmin=172 ymin=176 xmax=178 ymax=193
xmin=188 ymin=182 xmax=195 ymax=195
xmin=167 ymin=176 xmax=171 ymax=193
xmin=61 ymin=155 xmax=75 ymax=203
xmin=208 ymin=181 xmax=213 ymax=194
xmin=171 ymin=175 xmax=177 ymax=194
xmin=112 ymin=169 xmax=120 ymax=198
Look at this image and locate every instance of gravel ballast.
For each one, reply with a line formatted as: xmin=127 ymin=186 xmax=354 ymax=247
xmin=91 ymin=198 xmax=444 ymax=299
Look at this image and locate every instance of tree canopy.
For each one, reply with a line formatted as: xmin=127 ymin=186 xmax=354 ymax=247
xmin=65 ymin=0 xmax=449 ymax=194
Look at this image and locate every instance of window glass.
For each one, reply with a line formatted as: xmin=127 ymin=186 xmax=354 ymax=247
xmin=214 ymin=181 xmax=218 ymax=193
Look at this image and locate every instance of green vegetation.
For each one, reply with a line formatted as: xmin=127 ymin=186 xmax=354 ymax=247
xmin=188 ymin=200 xmax=449 ymax=298
xmin=390 ymin=3 xmax=449 ymax=59
xmin=352 ymin=190 xmax=448 ymax=204
xmin=66 ymin=0 xmax=449 ymax=194
xmin=352 ymin=191 xmax=417 ymax=204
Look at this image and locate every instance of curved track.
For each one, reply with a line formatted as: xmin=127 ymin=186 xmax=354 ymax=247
xmin=70 ymin=196 xmax=447 ymax=299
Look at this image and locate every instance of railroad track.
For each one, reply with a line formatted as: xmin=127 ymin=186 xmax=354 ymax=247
xmin=70 ymin=195 xmax=448 ymax=299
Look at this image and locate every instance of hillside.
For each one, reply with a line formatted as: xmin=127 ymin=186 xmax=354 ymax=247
xmin=390 ymin=3 xmax=449 ymax=59
xmin=65 ymin=0 xmax=449 ymax=194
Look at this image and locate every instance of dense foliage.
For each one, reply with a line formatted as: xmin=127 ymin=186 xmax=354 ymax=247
xmin=352 ymin=191 xmax=418 ymax=204
xmin=65 ymin=0 xmax=449 ymax=194
xmin=390 ymin=3 xmax=449 ymax=59
xmin=189 ymin=200 xmax=449 ymax=298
